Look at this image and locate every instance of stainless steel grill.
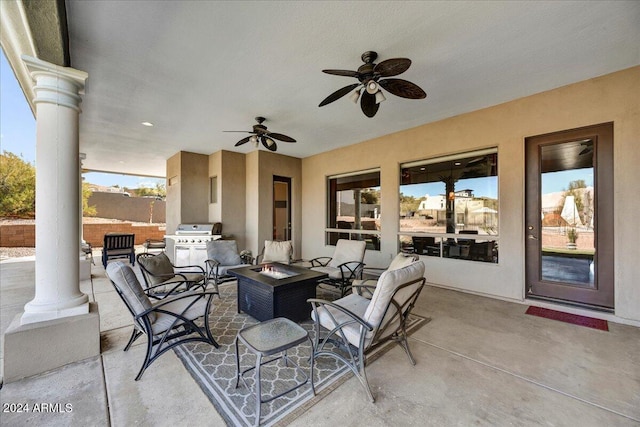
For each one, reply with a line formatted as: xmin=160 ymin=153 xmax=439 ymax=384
xmin=165 ymin=223 xmax=222 ymax=265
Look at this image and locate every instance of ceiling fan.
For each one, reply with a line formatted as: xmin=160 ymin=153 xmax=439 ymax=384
xmin=319 ymin=51 xmax=427 ymax=118
xmin=225 ymin=117 xmax=296 ymax=152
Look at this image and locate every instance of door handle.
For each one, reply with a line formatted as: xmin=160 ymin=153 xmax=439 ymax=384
xmin=528 ymin=235 xmax=538 ymax=240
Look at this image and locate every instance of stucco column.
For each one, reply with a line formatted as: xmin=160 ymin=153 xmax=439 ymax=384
xmin=21 ymin=55 xmax=89 ymax=325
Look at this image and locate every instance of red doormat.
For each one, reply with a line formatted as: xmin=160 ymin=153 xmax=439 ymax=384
xmin=525 ymin=306 xmax=608 ymax=331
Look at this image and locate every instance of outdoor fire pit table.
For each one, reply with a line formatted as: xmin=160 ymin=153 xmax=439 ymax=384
xmin=229 ymin=263 xmax=327 ymax=322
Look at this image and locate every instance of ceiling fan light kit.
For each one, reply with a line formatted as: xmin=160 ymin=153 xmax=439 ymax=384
xmin=227 ymin=51 xmax=425 ymax=150
xmin=225 ymin=117 xmax=296 ymax=152
xmin=319 ymin=50 xmax=427 ymax=118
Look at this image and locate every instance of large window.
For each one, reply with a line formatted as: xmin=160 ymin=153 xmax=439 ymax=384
xmin=326 ymin=169 xmax=380 ymax=250
xmin=399 ymin=149 xmax=498 ymax=263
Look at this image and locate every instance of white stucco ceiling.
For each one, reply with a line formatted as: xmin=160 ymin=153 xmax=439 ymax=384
xmin=65 ymin=1 xmax=640 ymax=178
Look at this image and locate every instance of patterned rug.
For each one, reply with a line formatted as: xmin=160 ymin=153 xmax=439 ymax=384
xmin=174 ymin=283 xmax=429 ymax=426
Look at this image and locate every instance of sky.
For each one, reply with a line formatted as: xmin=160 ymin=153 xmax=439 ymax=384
xmin=0 ymin=50 xmax=165 ymax=189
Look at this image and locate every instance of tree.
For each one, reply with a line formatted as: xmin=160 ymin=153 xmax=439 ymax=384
xmin=399 ymin=193 xmax=422 ymax=215
xmin=82 ymin=182 xmax=97 ymax=216
xmin=360 ymin=189 xmax=379 ymax=204
xmin=135 ymin=182 xmax=166 ymax=199
xmin=0 ymin=151 xmax=35 ymax=217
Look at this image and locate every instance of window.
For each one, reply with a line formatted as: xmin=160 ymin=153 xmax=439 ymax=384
xmin=399 ymin=149 xmax=498 ymax=263
xmin=209 ymin=176 xmax=217 ymax=203
xmin=326 ymin=169 xmax=380 ymax=250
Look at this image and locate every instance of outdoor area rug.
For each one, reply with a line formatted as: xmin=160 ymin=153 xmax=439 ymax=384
xmin=525 ymin=306 xmax=608 ymax=331
xmin=174 ymin=283 xmax=429 ymax=426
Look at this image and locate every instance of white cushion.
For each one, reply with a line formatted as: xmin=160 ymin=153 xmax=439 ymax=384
xmin=328 ymin=239 xmax=366 ymax=268
xmin=310 ymin=265 xmax=343 ymax=279
xmin=312 ymin=293 xmax=371 ymax=347
xmin=262 ymin=240 xmax=292 ymax=264
xmin=363 ymin=261 xmax=425 ymax=331
xmin=388 ymin=253 xmax=418 ymax=271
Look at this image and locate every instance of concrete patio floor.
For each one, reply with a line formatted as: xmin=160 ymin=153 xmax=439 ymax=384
xmin=1 ymin=254 xmax=639 ymax=426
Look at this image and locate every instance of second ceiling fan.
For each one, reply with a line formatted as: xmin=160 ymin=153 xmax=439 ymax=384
xmin=319 ymin=51 xmax=427 ymax=118
xmin=225 ymin=117 xmax=296 ymax=152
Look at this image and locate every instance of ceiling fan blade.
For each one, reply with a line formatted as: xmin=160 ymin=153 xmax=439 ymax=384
xmin=374 ymin=58 xmax=411 ymax=77
xmin=360 ymin=91 xmax=379 ymax=118
xmin=319 ymin=83 xmax=360 ymax=107
xmin=261 ymin=136 xmax=277 ymax=152
xmin=379 ymin=78 xmax=426 ymax=99
xmin=234 ymin=136 xmax=252 ymax=146
xmin=268 ymin=132 xmax=296 ymax=143
xmin=322 ymin=69 xmax=359 ymax=77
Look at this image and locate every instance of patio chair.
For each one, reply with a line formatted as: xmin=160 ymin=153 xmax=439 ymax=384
xmin=205 ymin=240 xmax=250 ymax=293
xmin=255 ymin=240 xmax=293 ymax=265
xmin=353 ymin=253 xmax=419 ymax=299
xmin=310 ymin=239 xmax=366 ymax=297
xmin=143 ymin=238 xmax=166 ymax=254
xmin=106 ymin=261 xmax=219 ymax=381
xmin=308 ymin=259 xmax=425 ymax=402
xmin=102 ymin=233 xmax=135 ymax=268
xmin=137 ymin=252 xmax=206 ymax=298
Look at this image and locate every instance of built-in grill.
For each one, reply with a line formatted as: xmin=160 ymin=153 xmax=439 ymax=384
xmin=165 ymin=223 xmax=222 ymax=266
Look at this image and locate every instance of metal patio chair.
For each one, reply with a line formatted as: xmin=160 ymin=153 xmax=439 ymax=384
xmin=205 ymin=240 xmax=250 ymax=293
xmin=310 ymin=239 xmax=366 ymax=297
xmin=308 ymin=260 xmax=425 ymax=402
xmin=137 ymin=252 xmax=206 ymax=299
xmin=106 ymin=261 xmax=219 ymax=381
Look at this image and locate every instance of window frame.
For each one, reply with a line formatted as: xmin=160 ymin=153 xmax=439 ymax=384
xmin=398 ymin=148 xmax=499 ymax=263
xmin=325 ymin=168 xmax=381 ymax=250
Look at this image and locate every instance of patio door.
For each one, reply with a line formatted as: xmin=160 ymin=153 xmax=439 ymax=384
xmin=525 ymin=123 xmax=614 ymax=309
xmin=273 ymin=176 xmax=291 ymax=240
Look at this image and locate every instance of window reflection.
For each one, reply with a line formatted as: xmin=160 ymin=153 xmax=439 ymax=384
xmin=327 ymin=170 xmax=380 ymax=250
xmin=399 ymin=149 xmax=498 ymax=263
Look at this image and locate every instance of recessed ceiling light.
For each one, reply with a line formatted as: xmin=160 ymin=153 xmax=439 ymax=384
xmin=454 ymin=162 xmax=461 ymax=166
xmin=141 ymin=122 xmax=154 ymax=127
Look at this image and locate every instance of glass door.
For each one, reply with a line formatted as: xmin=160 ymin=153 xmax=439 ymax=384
xmin=525 ymin=123 xmax=613 ymax=309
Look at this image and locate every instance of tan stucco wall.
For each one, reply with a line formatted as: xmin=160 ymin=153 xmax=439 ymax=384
xmin=301 ymin=66 xmax=640 ymax=322
xmin=242 ymin=151 xmax=302 ymax=258
xmin=166 ymin=151 xmax=209 ymax=233
xmin=208 ymin=150 xmax=246 ymax=244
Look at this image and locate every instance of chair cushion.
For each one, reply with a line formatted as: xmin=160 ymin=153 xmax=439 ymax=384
xmin=388 ymin=253 xmax=418 ymax=271
xmin=206 ymin=240 xmax=242 ymax=266
xmin=151 ymin=294 xmax=208 ymax=334
xmin=215 ymin=264 xmax=246 ymax=277
xmin=363 ymin=261 xmax=425 ymax=329
xmin=106 ymin=262 xmax=156 ymax=323
xmin=138 ymin=253 xmax=175 ymax=286
xmin=262 ymin=240 xmax=292 ymax=264
xmin=312 ymin=293 xmax=371 ymax=347
xmin=310 ymin=266 xmax=342 ymax=279
xmin=328 ymin=240 xmax=366 ymax=268
xmin=152 ymin=272 xmax=205 ymax=294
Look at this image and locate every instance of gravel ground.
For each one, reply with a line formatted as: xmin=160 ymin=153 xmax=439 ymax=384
xmin=0 ymin=247 xmax=36 ymax=260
